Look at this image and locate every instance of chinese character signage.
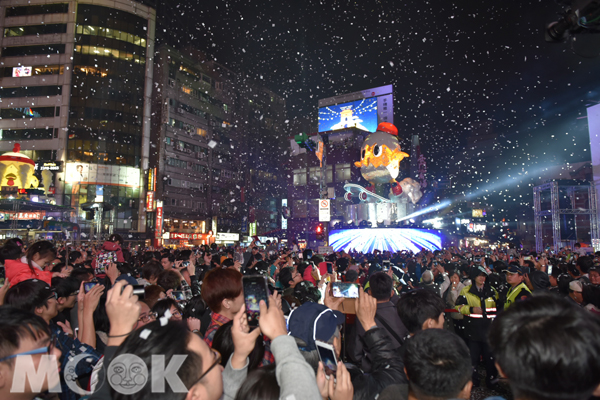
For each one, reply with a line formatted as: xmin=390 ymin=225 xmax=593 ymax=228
xmin=146 ymin=191 xmax=155 ymax=211
xmin=155 ymin=200 xmax=163 ymax=239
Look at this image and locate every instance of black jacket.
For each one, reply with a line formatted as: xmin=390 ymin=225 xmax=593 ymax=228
xmin=347 ymin=327 xmax=407 ymax=400
xmin=352 ymin=301 xmax=409 ymax=372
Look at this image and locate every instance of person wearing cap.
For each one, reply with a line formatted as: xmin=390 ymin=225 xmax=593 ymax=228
xmin=288 ymin=287 xmax=406 ymax=400
xmin=455 ymin=266 xmax=498 ymax=389
xmin=568 ymin=280 xmax=584 ymax=305
xmin=503 ymin=265 xmax=532 ymax=310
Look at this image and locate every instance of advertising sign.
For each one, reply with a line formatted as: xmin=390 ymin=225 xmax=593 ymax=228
xmin=146 ymin=191 xmax=155 ymax=211
xmin=148 ymin=168 xmax=156 ymax=191
xmin=0 ymin=212 xmax=45 ymax=221
xmin=35 ymin=161 xmax=62 ymax=172
xmin=216 ymin=232 xmax=240 ymax=242
xmin=472 ymin=209 xmax=485 ymax=218
xmin=12 ymin=66 xmax=32 ymax=77
xmin=281 ymin=199 xmax=288 ymax=230
xmin=65 ymin=162 xmax=141 ymax=187
xmin=155 ymin=200 xmax=163 ymax=239
xmin=319 ymin=199 xmax=330 ymax=222
xmin=167 ymin=232 xmax=212 ymax=240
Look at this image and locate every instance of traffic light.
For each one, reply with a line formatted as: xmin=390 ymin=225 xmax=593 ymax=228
xmin=294 ymin=133 xmax=317 ymax=152
xmin=316 ymin=223 xmax=325 ymax=240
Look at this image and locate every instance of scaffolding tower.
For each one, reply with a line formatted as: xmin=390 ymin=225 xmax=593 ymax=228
xmin=533 ymin=181 xmax=599 ymax=253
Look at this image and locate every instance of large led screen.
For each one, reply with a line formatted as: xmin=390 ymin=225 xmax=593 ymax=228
xmin=329 ymin=228 xmax=442 ymax=253
xmin=318 ymin=97 xmax=378 ymax=133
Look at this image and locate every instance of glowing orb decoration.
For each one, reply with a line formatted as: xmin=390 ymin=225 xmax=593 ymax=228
xmin=329 ymin=228 xmax=442 ymax=253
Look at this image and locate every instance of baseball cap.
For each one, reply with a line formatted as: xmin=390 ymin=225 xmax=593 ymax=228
xmin=115 ymin=274 xmax=138 ymax=286
xmin=287 ymin=302 xmax=344 ymax=351
xmin=506 ymin=266 xmax=523 ymax=275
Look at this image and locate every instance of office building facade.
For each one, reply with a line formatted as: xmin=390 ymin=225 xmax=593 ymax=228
xmin=0 ymin=0 xmax=156 ymax=238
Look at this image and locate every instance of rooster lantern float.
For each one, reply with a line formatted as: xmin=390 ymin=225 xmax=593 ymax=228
xmin=346 ymin=123 xmax=422 ymax=204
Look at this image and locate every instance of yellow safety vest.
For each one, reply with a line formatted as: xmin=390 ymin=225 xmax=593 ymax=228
xmin=504 ymin=282 xmax=531 ymax=309
xmin=455 ymin=285 xmax=498 ymax=319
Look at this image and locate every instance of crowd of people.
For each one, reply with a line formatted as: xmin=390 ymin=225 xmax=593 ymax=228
xmin=0 ymin=235 xmax=599 ymax=400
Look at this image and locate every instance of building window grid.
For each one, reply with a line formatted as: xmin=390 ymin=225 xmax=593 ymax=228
xmin=74 ymin=45 xmax=145 ymax=64
xmin=75 ymin=24 xmax=147 ymax=47
xmin=293 ymin=168 xmax=307 ymax=186
xmin=335 ymin=163 xmax=352 ymax=182
xmin=309 ymin=166 xmax=333 ymax=184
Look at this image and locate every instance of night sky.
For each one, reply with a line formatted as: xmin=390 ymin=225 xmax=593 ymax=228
xmin=157 ymin=0 xmax=600 ymax=221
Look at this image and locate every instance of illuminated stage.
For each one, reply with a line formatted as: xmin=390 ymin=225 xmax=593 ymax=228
xmin=328 ymin=228 xmax=442 ymax=253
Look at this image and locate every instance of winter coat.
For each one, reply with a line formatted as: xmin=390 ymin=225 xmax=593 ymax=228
xmin=4 ymin=258 xmax=52 ymax=285
xmin=455 ymin=283 xmax=498 ymax=342
xmin=348 ymin=326 xmax=407 ymax=400
xmin=353 ymin=301 xmax=409 ymax=372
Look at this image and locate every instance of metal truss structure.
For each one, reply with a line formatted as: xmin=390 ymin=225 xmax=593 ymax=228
xmin=533 ymin=181 xmax=599 ymax=252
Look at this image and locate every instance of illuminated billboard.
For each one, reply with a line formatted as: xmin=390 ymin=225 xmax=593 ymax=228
xmin=318 ymin=97 xmax=378 ymax=133
xmin=317 ymin=85 xmax=393 ymax=133
xmin=12 ymin=66 xmax=32 ymax=77
xmin=329 ymin=228 xmax=442 ymax=253
xmin=65 ymin=162 xmax=140 ymax=187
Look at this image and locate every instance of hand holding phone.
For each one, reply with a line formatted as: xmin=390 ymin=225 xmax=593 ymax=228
xmin=84 ymin=282 xmax=98 ymax=293
xmin=172 ymin=291 xmax=186 ymax=301
xmin=316 ymin=341 xmax=338 ymax=376
xmin=331 ymin=282 xmax=360 ymax=298
xmin=243 ymin=275 xmax=269 ymax=327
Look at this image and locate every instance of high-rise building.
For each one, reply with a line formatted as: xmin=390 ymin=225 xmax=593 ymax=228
xmin=234 ymin=79 xmax=287 ymax=241
xmin=149 ymin=45 xmax=243 ymax=247
xmin=0 ymin=0 xmax=156 ymax=240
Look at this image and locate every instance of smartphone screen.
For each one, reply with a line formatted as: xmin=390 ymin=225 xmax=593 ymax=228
xmin=316 ymin=341 xmax=338 ymax=376
xmin=326 ymin=262 xmax=333 ymax=274
xmin=181 ymin=261 xmax=190 ymax=267
xmin=331 ymin=282 xmax=360 ymax=298
xmin=382 ymin=260 xmax=390 ymax=271
xmin=84 ymin=282 xmax=98 ymax=293
xmin=172 ymin=291 xmax=186 ymax=301
xmin=243 ymin=275 xmax=269 ymax=327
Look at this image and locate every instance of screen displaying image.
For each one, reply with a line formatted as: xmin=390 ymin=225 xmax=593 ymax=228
xmin=331 ymin=282 xmax=360 ymax=298
xmin=243 ymin=276 xmax=269 ymax=326
xmin=328 ymin=228 xmax=443 ymax=253
xmin=318 ymin=97 xmax=378 ymax=133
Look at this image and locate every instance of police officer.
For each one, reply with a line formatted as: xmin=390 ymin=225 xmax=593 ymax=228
xmin=455 ymin=266 xmax=498 ymax=389
xmin=503 ymin=266 xmax=532 ymax=310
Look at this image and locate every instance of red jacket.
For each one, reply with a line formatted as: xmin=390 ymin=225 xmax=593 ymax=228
xmin=4 ymin=259 xmax=52 ymax=285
